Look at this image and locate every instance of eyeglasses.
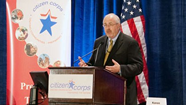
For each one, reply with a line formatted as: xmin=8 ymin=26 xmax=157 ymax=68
xmin=102 ymin=23 xmax=118 ymax=28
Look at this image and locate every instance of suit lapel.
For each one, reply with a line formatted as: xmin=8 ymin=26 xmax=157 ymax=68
xmin=105 ymin=33 xmax=124 ymax=65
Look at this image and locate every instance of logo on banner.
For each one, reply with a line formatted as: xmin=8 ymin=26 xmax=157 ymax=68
xmin=39 ymin=10 xmax=57 ymax=36
xmin=49 ymin=75 xmax=92 ymax=98
xmin=11 ymin=1 xmax=68 ymax=69
xmin=50 ymin=80 xmax=91 ymax=91
xmin=27 ymin=1 xmax=65 ymax=68
xmin=29 ymin=1 xmax=63 ymax=44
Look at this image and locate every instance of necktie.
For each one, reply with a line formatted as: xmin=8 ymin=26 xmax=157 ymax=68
xmin=104 ymin=39 xmax=113 ymax=65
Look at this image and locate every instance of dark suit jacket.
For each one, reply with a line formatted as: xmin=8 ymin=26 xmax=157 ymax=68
xmin=87 ymin=32 xmax=143 ymax=105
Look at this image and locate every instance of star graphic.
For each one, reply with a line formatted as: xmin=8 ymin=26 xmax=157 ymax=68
xmin=40 ymin=14 xmax=57 ymax=36
xmin=69 ymin=81 xmax=75 ymax=89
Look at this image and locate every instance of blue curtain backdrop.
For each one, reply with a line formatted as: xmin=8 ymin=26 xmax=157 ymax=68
xmin=145 ymin=1 xmax=186 ymax=105
xmin=0 ymin=0 xmax=186 ymax=105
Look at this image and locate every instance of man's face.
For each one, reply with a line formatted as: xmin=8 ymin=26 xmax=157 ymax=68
xmin=103 ymin=16 xmax=120 ymax=39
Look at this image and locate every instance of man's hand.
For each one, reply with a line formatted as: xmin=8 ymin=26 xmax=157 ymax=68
xmin=105 ymin=59 xmax=120 ymax=73
xmin=78 ymin=56 xmax=88 ymax=67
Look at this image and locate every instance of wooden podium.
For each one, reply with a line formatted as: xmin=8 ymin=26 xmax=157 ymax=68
xmin=48 ymin=67 xmax=126 ymax=105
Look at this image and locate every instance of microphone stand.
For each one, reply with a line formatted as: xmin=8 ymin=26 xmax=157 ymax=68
xmin=73 ymin=42 xmax=104 ymax=66
xmin=73 ymin=48 xmax=97 ymax=65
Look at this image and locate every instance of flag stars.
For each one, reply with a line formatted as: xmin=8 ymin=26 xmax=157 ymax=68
xmin=121 ymin=0 xmax=143 ymax=20
xmin=124 ymin=8 xmax=128 ymax=12
xmin=127 ymin=1 xmax=132 ymax=5
xmin=121 ymin=13 xmax=125 ymax=19
xmin=133 ymin=5 xmax=137 ymax=9
xmin=122 ymin=15 xmax=125 ymax=19
xmin=130 ymin=11 xmax=134 ymax=15
xmin=139 ymin=8 xmax=142 ymax=12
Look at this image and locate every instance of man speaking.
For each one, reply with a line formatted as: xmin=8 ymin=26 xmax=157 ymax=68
xmin=78 ymin=13 xmax=143 ymax=105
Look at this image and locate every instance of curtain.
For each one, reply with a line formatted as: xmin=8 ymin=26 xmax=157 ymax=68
xmin=145 ymin=0 xmax=186 ymax=105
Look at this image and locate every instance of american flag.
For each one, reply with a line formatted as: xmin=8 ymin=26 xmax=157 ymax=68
xmin=120 ymin=0 xmax=149 ymax=104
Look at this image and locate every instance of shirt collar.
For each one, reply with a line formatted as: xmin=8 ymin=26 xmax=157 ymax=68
xmin=108 ymin=31 xmax=120 ymax=45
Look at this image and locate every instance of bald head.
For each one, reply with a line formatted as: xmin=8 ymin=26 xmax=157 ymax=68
xmin=103 ymin=13 xmax=120 ymax=24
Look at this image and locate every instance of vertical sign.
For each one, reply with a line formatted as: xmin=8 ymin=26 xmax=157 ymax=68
xmin=6 ymin=0 xmax=71 ymax=104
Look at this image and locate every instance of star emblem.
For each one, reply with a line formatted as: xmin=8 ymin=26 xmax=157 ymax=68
xmin=69 ymin=81 xmax=75 ymax=89
xmin=40 ymin=14 xmax=57 ymax=36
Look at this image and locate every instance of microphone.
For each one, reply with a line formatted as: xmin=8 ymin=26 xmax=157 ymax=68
xmin=73 ymin=42 xmax=104 ymax=65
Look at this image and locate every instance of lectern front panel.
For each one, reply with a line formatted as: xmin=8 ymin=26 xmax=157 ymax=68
xmin=48 ymin=67 xmax=125 ymax=105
